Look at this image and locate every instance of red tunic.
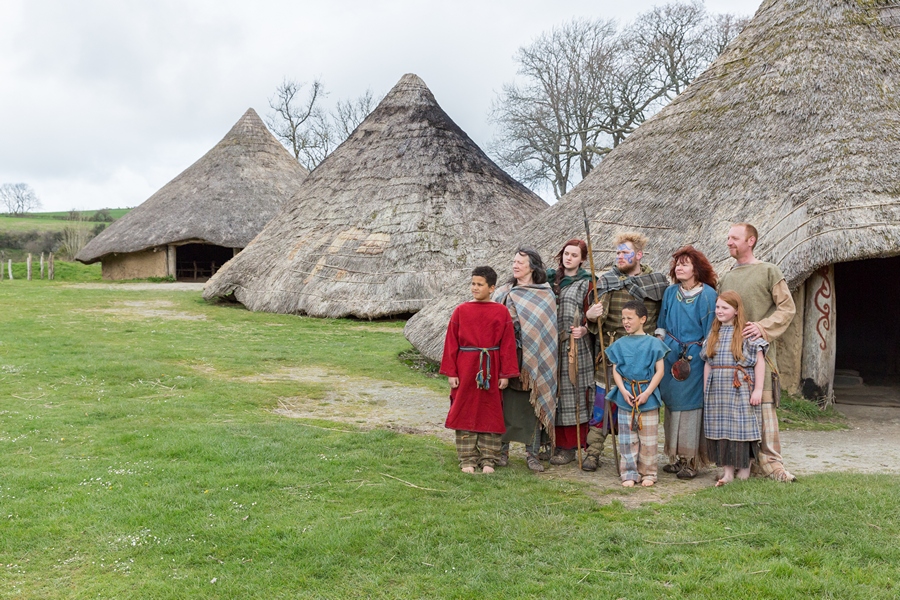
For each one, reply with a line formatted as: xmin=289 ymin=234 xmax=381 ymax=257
xmin=439 ymin=301 xmax=519 ymax=434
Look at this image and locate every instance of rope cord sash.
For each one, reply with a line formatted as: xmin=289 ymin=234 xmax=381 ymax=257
xmin=623 ymin=377 xmax=650 ymax=431
xmin=665 ymin=332 xmax=702 ymax=358
xmin=710 ymin=365 xmax=752 ymax=388
xmin=459 ymin=346 xmax=500 ymax=390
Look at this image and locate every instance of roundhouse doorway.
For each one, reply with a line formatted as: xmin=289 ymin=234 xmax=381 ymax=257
xmin=833 ymin=256 xmax=900 ymax=405
xmin=175 ymin=243 xmax=235 ymax=282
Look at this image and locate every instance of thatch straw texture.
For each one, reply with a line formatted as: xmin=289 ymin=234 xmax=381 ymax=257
xmin=76 ymin=108 xmax=308 ymax=263
xmin=203 ymin=73 xmax=548 ymax=318
xmin=405 ymin=0 xmax=900 ymax=362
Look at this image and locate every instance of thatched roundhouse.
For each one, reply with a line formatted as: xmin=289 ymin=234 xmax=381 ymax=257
xmin=76 ymin=108 xmax=308 ymax=281
xmin=203 ymin=73 xmax=548 ymax=318
xmin=405 ymin=0 xmax=900 ymax=404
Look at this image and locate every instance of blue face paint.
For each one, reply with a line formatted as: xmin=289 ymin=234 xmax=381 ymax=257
xmin=616 ymin=244 xmax=636 ymax=263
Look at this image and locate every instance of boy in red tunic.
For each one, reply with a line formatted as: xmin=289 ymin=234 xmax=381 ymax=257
xmin=440 ymin=266 xmax=520 ymax=474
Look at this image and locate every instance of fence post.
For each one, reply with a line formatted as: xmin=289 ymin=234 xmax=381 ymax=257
xmin=7 ymin=259 xmax=13 ymax=280
xmin=40 ymin=253 xmax=45 ymax=279
xmin=49 ymin=253 xmax=55 ymax=280
xmin=27 ymin=253 xmax=32 ymax=280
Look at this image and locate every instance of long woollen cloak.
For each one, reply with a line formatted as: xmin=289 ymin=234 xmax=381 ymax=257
xmin=440 ymin=302 xmax=519 ymax=434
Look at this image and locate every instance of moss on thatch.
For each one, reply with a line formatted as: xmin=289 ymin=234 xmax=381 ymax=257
xmin=202 ymin=74 xmax=548 ymax=318
xmin=405 ymin=0 xmax=900 ymax=362
xmin=76 ymin=108 xmax=308 ymax=263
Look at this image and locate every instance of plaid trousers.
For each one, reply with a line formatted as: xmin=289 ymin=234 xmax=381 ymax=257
xmin=754 ymin=399 xmax=788 ymax=477
xmin=456 ymin=430 xmax=503 ymax=469
xmin=617 ymin=408 xmax=659 ymax=483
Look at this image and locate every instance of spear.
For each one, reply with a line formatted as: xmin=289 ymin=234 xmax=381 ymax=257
xmin=582 ymin=199 xmax=619 ymax=475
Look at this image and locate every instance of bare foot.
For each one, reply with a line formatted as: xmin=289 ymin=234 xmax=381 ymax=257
xmin=622 ymin=480 xmax=636 ymax=487
xmin=482 ymin=465 xmax=495 ymax=474
xmin=715 ymin=479 xmax=729 ymax=487
xmin=737 ymin=467 xmax=751 ymax=481
xmin=461 ymin=466 xmax=475 ymax=474
xmin=641 ymin=479 xmax=655 ymax=487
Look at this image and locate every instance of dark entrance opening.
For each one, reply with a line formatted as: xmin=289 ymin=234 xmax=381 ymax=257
xmin=833 ymin=256 xmax=900 ymax=405
xmin=175 ymin=243 xmax=235 ymax=282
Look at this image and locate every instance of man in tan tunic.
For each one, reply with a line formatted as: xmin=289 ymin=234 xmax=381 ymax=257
xmin=718 ymin=223 xmax=797 ymax=482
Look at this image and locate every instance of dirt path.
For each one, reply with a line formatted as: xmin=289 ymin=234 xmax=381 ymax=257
xmin=71 ymin=282 xmax=206 ymax=291
xmin=264 ymin=366 xmax=900 ymax=504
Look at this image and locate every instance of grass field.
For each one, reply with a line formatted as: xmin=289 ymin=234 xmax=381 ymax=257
xmin=0 ymin=277 xmax=897 ymax=598
xmin=0 ymin=209 xmax=130 ymax=232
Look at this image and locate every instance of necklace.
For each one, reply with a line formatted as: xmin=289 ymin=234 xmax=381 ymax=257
xmin=680 ymin=281 xmax=701 ymax=292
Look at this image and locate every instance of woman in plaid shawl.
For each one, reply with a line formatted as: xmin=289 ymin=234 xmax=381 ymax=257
xmin=546 ymin=239 xmax=595 ymax=466
xmin=493 ymin=248 xmax=558 ymax=472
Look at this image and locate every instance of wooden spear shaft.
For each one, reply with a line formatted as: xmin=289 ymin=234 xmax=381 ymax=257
xmin=582 ymin=201 xmax=619 ymax=474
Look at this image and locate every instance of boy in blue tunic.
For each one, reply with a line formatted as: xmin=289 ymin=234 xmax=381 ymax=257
xmin=605 ymin=300 xmax=669 ymax=487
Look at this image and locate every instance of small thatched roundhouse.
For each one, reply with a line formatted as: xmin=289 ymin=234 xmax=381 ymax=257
xmin=203 ymin=73 xmax=548 ymax=318
xmin=76 ymin=108 xmax=308 ymax=281
xmin=405 ymin=0 xmax=900 ymax=403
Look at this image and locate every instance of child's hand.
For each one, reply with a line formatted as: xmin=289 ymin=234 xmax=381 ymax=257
xmin=621 ymin=389 xmax=634 ymax=406
xmin=571 ymin=325 xmax=588 ymax=339
xmin=750 ymin=388 xmax=762 ymax=406
xmin=448 ymin=377 xmax=459 ymax=389
xmin=636 ymin=391 xmax=650 ymax=406
xmin=499 ymin=378 xmax=509 ymax=390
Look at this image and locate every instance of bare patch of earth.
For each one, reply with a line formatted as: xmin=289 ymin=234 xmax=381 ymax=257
xmin=77 ymin=299 xmax=206 ymax=321
xmin=243 ymin=366 xmax=900 ymax=506
xmin=248 ymin=367 xmax=453 ymax=440
xmin=70 ymin=282 xmax=205 ymax=291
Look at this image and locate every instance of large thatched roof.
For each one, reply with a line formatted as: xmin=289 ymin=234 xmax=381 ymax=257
xmin=76 ymin=108 xmax=308 ymax=263
xmin=405 ymin=0 xmax=900 ymax=362
xmin=203 ymin=73 xmax=548 ymax=318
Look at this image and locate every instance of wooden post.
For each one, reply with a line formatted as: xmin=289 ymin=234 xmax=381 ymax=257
xmin=40 ymin=252 xmax=45 ymax=279
xmin=49 ymin=253 xmax=55 ymax=280
xmin=167 ymin=245 xmax=176 ymax=278
xmin=7 ymin=259 xmax=12 ymax=280
xmin=27 ymin=253 xmax=32 ymax=280
xmin=800 ymin=265 xmax=836 ymax=405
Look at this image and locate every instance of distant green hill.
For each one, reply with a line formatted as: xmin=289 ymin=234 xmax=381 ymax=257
xmin=0 ymin=208 xmax=132 ymax=261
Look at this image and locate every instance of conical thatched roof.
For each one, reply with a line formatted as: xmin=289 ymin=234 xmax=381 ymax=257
xmin=76 ymin=108 xmax=308 ymax=263
xmin=406 ymin=0 xmax=900 ymax=362
xmin=203 ymin=73 xmax=548 ymax=318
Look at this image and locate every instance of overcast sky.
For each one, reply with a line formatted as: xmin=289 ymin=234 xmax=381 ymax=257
xmin=1 ymin=0 xmax=760 ymax=212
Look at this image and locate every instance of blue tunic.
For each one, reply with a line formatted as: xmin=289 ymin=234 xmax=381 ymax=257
xmin=604 ymin=335 xmax=669 ymax=411
xmin=657 ymin=284 xmax=717 ymax=412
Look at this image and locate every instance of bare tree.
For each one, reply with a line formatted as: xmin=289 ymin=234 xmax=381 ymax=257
xmin=625 ymin=0 xmax=714 ymax=99
xmin=710 ymin=13 xmax=751 ymax=56
xmin=265 ymin=78 xmax=330 ymax=170
xmin=59 ymin=209 xmax=92 ymax=259
xmin=332 ymin=89 xmax=381 ymax=139
xmin=490 ymin=18 xmax=619 ymax=199
xmin=0 ymin=183 xmax=42 ymax=215
xmin=491 ymin=2 xmax=749 ymax=197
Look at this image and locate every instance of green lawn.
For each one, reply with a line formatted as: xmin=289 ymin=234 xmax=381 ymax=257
xmin=0 ymin=280 xmax=897 ymax=598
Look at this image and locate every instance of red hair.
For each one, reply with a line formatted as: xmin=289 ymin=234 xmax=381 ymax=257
xmin=668 ymin=245 xmax=717 ymax=287
xmin=706 ymin=291 xmax=747 ymax=361
xmin=552 ymin=239 xmax=588 ymax=292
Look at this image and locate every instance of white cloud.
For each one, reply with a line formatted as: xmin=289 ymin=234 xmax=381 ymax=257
xmin=0 ymin=0 xmax=761 ymax=211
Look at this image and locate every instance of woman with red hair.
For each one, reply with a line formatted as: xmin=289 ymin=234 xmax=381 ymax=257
xmin=546 ymin=239 xmax=595 ymax=466
xmin=655 ymin=246 xmax=718 ymax=479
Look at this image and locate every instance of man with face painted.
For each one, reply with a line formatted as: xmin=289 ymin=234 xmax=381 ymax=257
xmin=580 ymin=232 xmax=669 ymax=471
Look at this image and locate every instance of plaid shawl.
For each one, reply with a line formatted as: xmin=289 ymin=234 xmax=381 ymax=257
xmin=494 ymin=282 xmax=559 ymax=445
xmin=596 ymin=265 xmax=668 ymax=302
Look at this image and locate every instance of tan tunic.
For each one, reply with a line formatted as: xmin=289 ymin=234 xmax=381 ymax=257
xmin=718 ymin=261 xmax=796 ymax=396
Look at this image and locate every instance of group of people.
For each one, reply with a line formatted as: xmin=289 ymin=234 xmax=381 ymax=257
xmin=439 ymin=223 xmax=797 ymax=487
